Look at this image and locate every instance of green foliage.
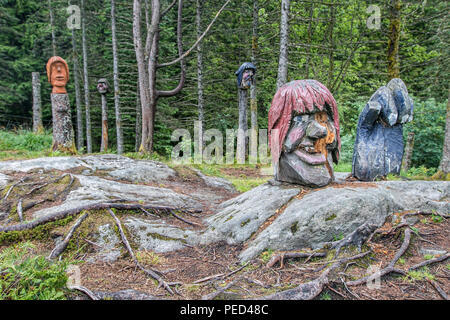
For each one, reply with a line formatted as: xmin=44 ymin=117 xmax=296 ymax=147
xmin=0 ymin=242 xmax=70 ymax=300
xmin=0 ymin=129 xmax=52 ymax=151
xmin=260 ymin=249 xmax=274 ymax=264
xmin=404 ymin=99 xmax=446 ymax=169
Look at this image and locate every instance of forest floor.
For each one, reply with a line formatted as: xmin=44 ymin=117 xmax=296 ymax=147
xmin=0 ymin=157 xmax=449 ymax=300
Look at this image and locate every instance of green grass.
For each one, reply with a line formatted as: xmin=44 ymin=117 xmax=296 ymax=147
xmin=333 ymin=162 xmax=352 ymax=172
xmin=0 ymin=129 xmax=54 ymax=160
xmin=0 ymin=242 xmax=71 ymax=300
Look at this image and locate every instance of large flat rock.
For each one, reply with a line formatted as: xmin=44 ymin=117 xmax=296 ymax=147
xmin=201 ymin=183 xmax=301 ymax=245
xmin=0 ymin=154 xmax=176 ymax=183
xmin=238 ymin=181 xmax=449 ymax=261
xmin=32 ymin=174 xmax=201 ymax=219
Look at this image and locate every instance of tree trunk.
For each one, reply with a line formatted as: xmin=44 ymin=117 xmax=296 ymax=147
xmin=111 ymin=0 xmax=124 ymax=154
xmin=51 ymin=93 xmax=76 ymax=154
xmin=196 ymin=0 xmax=204 ymax=146
xmin=48 ymin=0 xmax=56 ymax=56
xmin=237 ymin=89 xmax=248 ymax=164
xmin=401 ymin=131 xmax=414 ymax=172
xmin=276 ymin=0 xmax=290 ymax=89
xmin=81 ymin=0 xmax=92 ymax=153
xmin=32 ymin=72 xmax=43 ymax=134
xmin=439 ymin=92 xmax=450 ymax=173
xmin=72 ymin=28 xmax=84 ymax=151
xmin=100 ymin=94 xmax=108 ymax=152
xmin=387 ymin=0 xmax=402 ymax=80
xmin=249 ymin=0 xmax=259 ymax=163
xmin=135 ymin=85 xmax=142 ymax=152
xmin=327 ymin=4 xmax=336 ymax=89
xmin=133 ymin=0 xmax=229 ymax=154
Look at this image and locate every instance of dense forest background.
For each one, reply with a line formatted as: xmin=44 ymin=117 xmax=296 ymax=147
xmin=0 ymin=0 xmax=448 ymax=169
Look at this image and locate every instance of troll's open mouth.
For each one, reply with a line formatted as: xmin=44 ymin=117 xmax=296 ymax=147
xmin=294 ymin=147 xmax=326 ymax=165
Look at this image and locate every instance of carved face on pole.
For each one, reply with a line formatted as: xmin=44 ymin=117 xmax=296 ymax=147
xmin=235 ymin=62 xmax=256 ymax=90
xmin=97 ymin=78 xmax=110 ymax=95
xmin=268 ymin=80 xmax=341 ymax=187
xmin=46 ymin=56 xmax=69 ymax=94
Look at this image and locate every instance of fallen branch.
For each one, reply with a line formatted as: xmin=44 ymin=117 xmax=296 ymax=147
xmin=48 ymin=212 xmax=89 ymax=260
xmin=0 ymin=201 xmax=201 ymax=233
xmin=261 ymin=251 xmax=371 ymax=300
xmin=108 ymin=209 xmax=175 ymax=295
xmin=267 ymin=251 xmax=326 ymax=268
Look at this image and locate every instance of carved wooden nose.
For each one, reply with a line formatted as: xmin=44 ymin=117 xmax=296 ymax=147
xmin=306 ymin=121 xmax=327 ymax=139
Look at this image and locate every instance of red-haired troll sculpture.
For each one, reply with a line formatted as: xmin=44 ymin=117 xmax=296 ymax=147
xmin=268 ymin=80 xmax=341 ymax=187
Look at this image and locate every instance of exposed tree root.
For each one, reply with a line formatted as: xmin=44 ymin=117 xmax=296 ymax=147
xmin=346 ymin=228 xmax=411 ymax=286
xmin=326 ymin=223 xmax=379 ymax=258
xmin=48 ymin=212 xmax=89 ymax=260
xmin=266 ymin=251 xmax=326 ymax=268
xmin=427 ymin=279 xmax=449 ymax=300
xmin=0 ymin=201 xmax=201 ymax=233
xmin=409 ymin=252 xmax=449 ymax=271
xmin=69 ymin=285 xmax=99 ymax=300
xmin=108 ymin=209 xmax=176 ymax=295
xmin=202 ymin=276 xmax=245 ymax=300
xmin=261 ymin=251 xmax=371 ymax=300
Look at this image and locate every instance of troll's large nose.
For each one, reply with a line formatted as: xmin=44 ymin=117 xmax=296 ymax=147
xmin=306 ymin=121 xmax=327 ymax=139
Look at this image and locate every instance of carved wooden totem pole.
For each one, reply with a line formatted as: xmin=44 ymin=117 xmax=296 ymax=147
xmin=268 ymin=80 xmax=341 ymax=187
xmin=235 ymin=62 xmax=256 ymax=163
xmin=97 ymin=78 xmax=110 ymax=152
xmin=46 ymin=56 xmax=76 ymax=154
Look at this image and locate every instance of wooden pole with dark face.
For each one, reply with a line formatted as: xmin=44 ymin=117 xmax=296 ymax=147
xmin=235 ymin=63 xmax=256 ymax=164
xmin=46 ymin=56 xmax=76 ymax=154
xmin=97 ymin=79 xmax=110 ymax=152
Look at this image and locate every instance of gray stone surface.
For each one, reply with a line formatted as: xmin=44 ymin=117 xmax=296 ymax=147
xmin=0 ymin=154 xmax=176 ymax=183
xmin=124 ymin=217 xmax=201 ymax=253
xmin=419 ymin=247 xmax=447 ymax=257
xmin=0 ymin=173 xmax=10 ymax=190
xmin=238 ymin=181 xmax=449 ymax=261
xmin=32 ymin=174 xmax=201 ymax=219
xmin=87 ymin=223 xmax=122 ymax=263
xmin=201 ymin=183 xmax=301 ymax=245
xmin=193 ymin=169 xmax=236 ymax=193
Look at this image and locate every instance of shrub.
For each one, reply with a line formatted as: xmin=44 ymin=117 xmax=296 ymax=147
xmin=0 ymin=242 xmax=70 ymax=300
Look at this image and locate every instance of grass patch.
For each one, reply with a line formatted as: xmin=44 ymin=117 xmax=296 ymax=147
xmin=0 ymin=242 xmax=71 ymax=300
xmin=333 ymin=162 xmax=351 ymax=173
xmin=404 ymin=267 xmax=435 ymax=282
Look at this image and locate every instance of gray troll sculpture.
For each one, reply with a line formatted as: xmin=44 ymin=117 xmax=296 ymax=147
xmin=352 ymin=78 xmax=414 ymax=181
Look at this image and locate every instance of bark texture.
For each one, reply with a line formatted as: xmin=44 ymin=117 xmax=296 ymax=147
xmin=81 ymin=0 xmax=92 ymax=153
xmin=249 ymin=0 xmax=259 ymax=163
xmin=439 ymin=92 xmax=450 ymax=173
xmin=72 ymin=28 xmax=84 ymax=151
xmin=111 ymin=0 xmax=123 ymax=154
xmin=50 ymin=93 xmax=76 ymax=154
xmin=401 ymin=131 xmax=415 ymax=172
xmin=32 ymin=72 xmax=43 ymax=133
xmin=388 ymin=0 xmax=402 ymax=80
xmin=100 ymin=94 xmax=108 ymax=152
xmin=276 ymin=0 xmax=290 ymax=89
xmin=237 ymin=89 xmax=248 ymax=164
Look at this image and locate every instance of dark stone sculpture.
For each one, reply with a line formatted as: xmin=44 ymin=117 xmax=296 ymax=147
xmin=235 ymin=62 xmax=256 ymax=90
xmin=268 ymin=80 xmax=341 ymax=187
xmin=352 ymin=78 xmax=414 ymax=181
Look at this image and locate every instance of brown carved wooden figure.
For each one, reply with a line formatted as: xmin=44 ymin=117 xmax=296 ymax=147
xmin=46 ymin=56 xmax=69 ymax=94
xmin=47 ymin=56 xmax=76 ymax=154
